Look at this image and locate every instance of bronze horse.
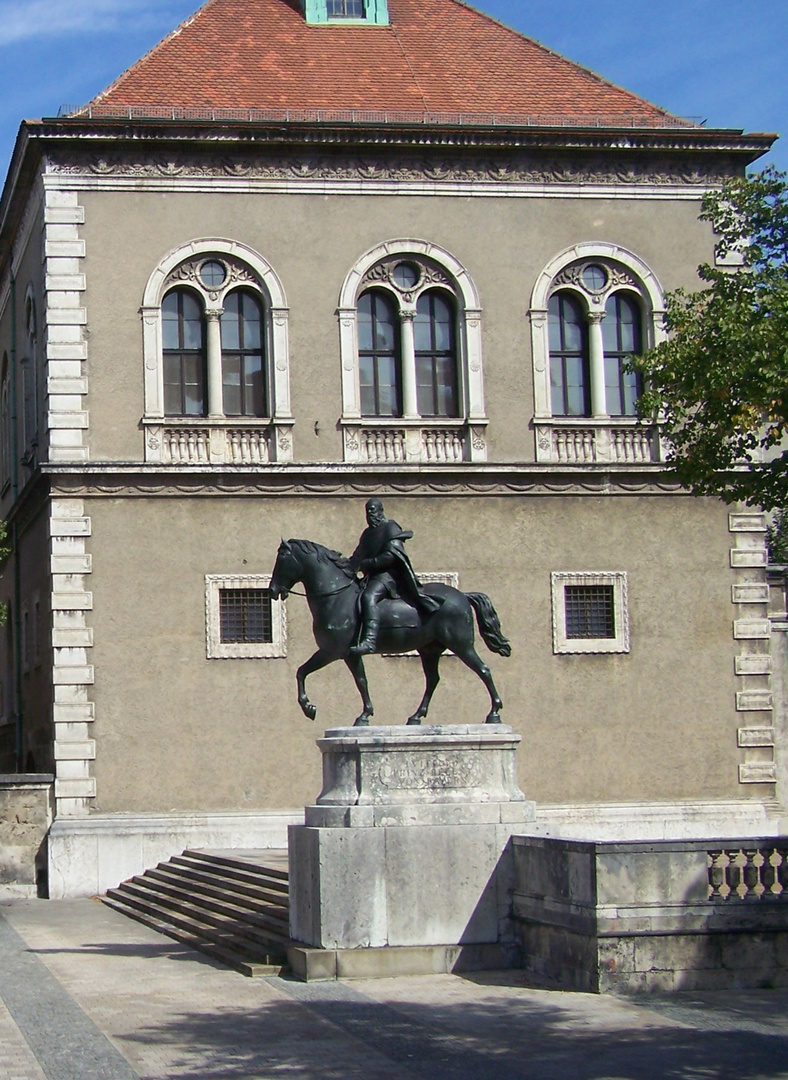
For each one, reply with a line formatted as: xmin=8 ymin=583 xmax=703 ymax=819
xmin=269 ymin=538 xmax=511 ymax=726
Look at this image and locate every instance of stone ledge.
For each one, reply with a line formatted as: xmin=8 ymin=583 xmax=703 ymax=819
xmin=305 ymin=800 xmax=535 ymax=828
xmin=287 ymin=942 xmax=520 ymax=982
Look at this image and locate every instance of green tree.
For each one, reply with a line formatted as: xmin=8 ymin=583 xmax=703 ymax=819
xmin=636 ymin=166 xmax=788 ymax=510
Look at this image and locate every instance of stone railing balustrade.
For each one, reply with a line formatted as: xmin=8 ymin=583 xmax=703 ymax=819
xmin=535 ymin=420 xmax=661 ymax=465
xmin=164 ymin=428 xmax=210 ymax=464
xmin=707 ymin=846 xmax=788 ymax=900
xmin=343 ymin=421 xmax=487 ymax=465
xmin=144 ymin=420 xmax=294 ymax=465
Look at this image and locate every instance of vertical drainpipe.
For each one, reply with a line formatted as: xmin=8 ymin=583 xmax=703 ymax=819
xmin=9 ymin=269 xmax=23 ymax=770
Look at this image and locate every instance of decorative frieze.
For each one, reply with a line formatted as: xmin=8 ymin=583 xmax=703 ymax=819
xmin=45 ymin=148 xmax=739 ymax=191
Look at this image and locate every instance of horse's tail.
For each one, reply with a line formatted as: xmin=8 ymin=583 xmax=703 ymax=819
xmin=465 ymin=592 xmax=512 ymax=657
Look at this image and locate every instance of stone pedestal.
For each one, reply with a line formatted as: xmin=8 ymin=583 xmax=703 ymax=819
xmin=288 ymin=725 xmax=534 ymax=979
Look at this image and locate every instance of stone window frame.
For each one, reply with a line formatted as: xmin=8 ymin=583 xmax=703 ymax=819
xmin=551 ymin=571 xmax=630 ymax=655
xmin=141 ymin=238 xmax=294 ymax=461
xmin=338 ymin=239 xmax=488 ymax=463
xmin=205 ymin=574 xmax=287 ymax=659
xmin=529 ymin=243 xmax=666 ymax=464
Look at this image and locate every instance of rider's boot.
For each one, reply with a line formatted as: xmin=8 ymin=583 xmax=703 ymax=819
xmin=350 ymin=611 xmax=380 ymax=655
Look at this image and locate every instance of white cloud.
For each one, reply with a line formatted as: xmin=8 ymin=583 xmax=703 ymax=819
xmin=0 ymin=0 xmax=188 ymax=47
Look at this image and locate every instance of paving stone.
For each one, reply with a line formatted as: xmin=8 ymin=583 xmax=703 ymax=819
xmin=2 ymin=899 xmax=788 ymax=1080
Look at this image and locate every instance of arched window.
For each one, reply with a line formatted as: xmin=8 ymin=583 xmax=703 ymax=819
xmin=529 ymin=244 xmax=665 ymax=464
xmin=338 ymin=240 xmax=487 ymax=463
xmin=358 ymin=290 xmax=400 ymax=417
xmin=603 ymin=293 xmax=643 ymax=417
xmin=162 ymin=289 xmax=206 ymax=416
xmin=548 ymin=292 xmax=589 ymax=417
xmin=415 ymin=291 xmax=458 ymax=418
xmin=141 ymin=239 xmax=292 ymax=464
xmin=220 ymin=290 xmax=266 ymax=417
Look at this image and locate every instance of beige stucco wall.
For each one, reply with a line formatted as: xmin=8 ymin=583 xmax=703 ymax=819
xmin=78 ymin=188 xmax=714 ymax=464
xmin=85 ymin=489 xmax=740 ymax=813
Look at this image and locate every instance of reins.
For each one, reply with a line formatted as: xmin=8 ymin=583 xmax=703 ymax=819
xmin=283 ymin=579 xmax=358 ymax=598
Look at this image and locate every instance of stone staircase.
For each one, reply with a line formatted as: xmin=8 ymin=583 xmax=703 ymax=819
xmin=102 ymin=849 xmax=291 ymax=976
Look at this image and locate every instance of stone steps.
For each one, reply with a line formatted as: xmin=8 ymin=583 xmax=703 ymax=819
xmin=102 ymin=848 xmax=291 ymax=976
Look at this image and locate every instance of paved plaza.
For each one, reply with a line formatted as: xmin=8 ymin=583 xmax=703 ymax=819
xmin=0 ymin=898 xmax=787 ymax=1080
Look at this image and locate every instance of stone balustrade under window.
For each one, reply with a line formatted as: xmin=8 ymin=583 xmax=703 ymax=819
xmin=534 ymin=418 xmax=662 ymax=465
xmin=342 ymin=420 xmax=485 ymax=464
xmin=143 ymin=420 xmax=294 ymax=465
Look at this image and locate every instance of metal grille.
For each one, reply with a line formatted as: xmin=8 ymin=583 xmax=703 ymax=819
xmin=219 ymin=588 xmax=272 ymax=644
xmin=564 ymin=584 xmax=615 ymax=639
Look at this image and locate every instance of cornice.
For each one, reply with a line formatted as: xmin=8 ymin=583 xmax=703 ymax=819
xmin=33 ymin=118 xmax=775 ymax=159
xmin=41 ymin=462 xmax=688 ymax=498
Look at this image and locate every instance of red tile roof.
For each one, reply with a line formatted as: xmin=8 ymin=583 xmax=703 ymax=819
xmin=91 ymin=0 xmax=680 ymax=124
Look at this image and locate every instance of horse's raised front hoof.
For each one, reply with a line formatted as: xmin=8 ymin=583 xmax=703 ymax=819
xmin=485 ymin=712 xmax=502 ymax=725
xmin=301 ymin=702 xmax=317 ymax=721
xmin=354 ymin=715 xmax=371 ymax=727
xmin=406 ymin=716 xmax=423 ymax=726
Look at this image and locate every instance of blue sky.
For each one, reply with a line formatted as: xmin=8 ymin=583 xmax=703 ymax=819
xmin=0 ymin=0 xmax=784 ymax=180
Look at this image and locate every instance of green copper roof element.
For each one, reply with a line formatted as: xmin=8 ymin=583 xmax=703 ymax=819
xmin=302 ymin=0 xmax=389 ymax=25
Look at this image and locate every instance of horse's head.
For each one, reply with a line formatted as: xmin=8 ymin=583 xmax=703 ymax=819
xmin=270 ymin=538 xmax=301 ymax=600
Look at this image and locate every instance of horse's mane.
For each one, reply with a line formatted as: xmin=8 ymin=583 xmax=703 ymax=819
xmin=287 ymin=538 xmax=356 ymax=579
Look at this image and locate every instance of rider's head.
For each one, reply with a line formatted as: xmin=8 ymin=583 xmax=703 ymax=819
xmin=365 ymin=498 xmax=385 ymax=526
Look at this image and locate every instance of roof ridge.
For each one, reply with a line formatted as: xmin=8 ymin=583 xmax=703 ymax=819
xmin=440 ymin=0 xmax=678 ymax=121
xmin=91 ymin=0 xmax=212 ymax=106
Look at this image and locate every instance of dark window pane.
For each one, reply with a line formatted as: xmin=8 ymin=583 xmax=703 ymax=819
xmin=548 ymin=295 xmax=562 ymax=353
xmin=222 ymin=354 xmax=242 ymax=415
xmin=550 ymin=357 xmax=566 ymax=416
xmin=565 ymin=585 xmax=615 ymax=639
xmin=373 ymin=295 xmax=396 ymax=352
xmin=162 ymin=294 xmax=180 ymax=350
xmin=219 ymin=588 xmax=272 ymax=644
xmin=245 ymin=356 xmax=265 ymax=417
xmin=357 ymin=293 xmax=374 ymax=351
xmin=414 ymin=306 xmax=431 ymax=352
xmin=221 ymin=294 xmax=241 ymax=350
xmin=376 ymin=355 xmax=399 ymax=416
xmin=242 ymin=294 xmax=262 ymax=350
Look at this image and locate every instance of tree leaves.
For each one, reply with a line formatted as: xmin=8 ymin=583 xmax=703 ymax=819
xmin=635 ymin=167 xmax=788 ymax=509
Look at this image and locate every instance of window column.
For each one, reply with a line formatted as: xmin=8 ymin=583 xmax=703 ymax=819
xmin=587 ymin=311 xmax=609 ymax=418
xmin=399 ymin=308 xmax=419 ymax=419
xmin=205 ymin=308 xmax=224 ymax=418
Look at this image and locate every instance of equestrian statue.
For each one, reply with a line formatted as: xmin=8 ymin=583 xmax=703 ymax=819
xmin=269 ymin=499 xmax=511 ymax=727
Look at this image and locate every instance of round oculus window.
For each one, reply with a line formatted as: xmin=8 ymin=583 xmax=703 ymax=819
xmin=392 ymin=262 xmax=420 ymax=290
xmin=199 ymin=260 xmax=227 ymax=288
xmin=581 ymin=264 xmax=608 ymax=292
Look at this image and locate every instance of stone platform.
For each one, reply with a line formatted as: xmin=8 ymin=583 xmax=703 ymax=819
xmin=288 ymin=725 xmax=534 ymax=979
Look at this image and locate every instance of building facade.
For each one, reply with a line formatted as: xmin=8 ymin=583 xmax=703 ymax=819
xmin=0 ymin=0 xmax=782 ymax=895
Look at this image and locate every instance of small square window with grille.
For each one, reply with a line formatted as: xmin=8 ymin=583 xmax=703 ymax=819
xmin=551 ymin=572 xmax=629 ymax=654
xmin=206 ymin=574 xmax=285 ymax=659
xmin=564 ymin=584 xmax=615 ymax=639
xmin=219 ymin=588 xmax=272 ymax=644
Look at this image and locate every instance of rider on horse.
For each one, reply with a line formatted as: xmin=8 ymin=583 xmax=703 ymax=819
xmin=349 ymin=498 xmax=441 ymax=655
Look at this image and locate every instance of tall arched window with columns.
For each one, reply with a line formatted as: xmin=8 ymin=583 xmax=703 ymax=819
xmin=338 ymin=240 xmax=488 ymax=464
xmin=141 ymin=239 xmax=293 ymax=465
xmin=530 ymin=243 xmax=666 ymax=465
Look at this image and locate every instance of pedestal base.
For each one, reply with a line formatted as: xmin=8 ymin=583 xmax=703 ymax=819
xmin=288 ymin=725 xmax=534 ymax=972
